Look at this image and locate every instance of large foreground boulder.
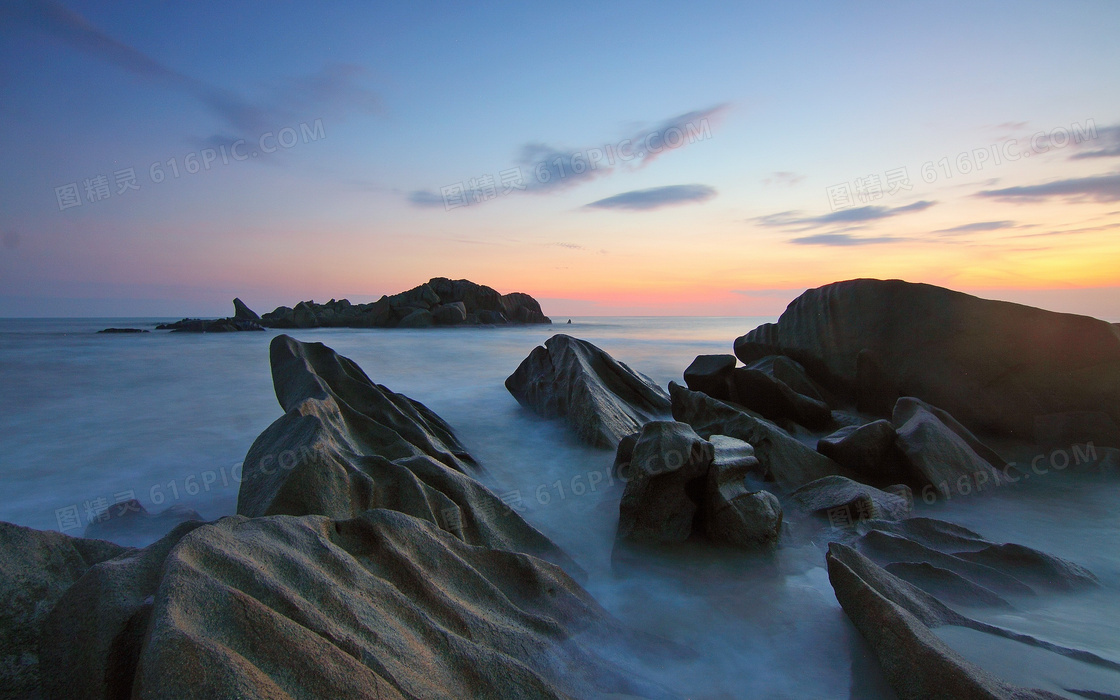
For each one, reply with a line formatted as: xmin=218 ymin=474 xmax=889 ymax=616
xmin=0 ymin=523 xmax=127 ymax=697
xmin=39 ymin=511 xmax=675 ymax=700
xmin=506 ymin=335 xmax=672 ymax=448
xmin=734 ymin=279 xmax=1120 ymax=438
xmin=239 ymin=335 xmax=575 ymax=571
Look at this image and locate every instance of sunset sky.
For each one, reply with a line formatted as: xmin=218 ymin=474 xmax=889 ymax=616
xmin=2 ymin=1 xmax=1119 ymax=318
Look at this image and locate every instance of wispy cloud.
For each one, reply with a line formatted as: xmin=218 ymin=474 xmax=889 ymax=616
xmin=13 ymin=0 xmax=378 ymax=143
xmin=583 ymin=184 xmax=716 ymax=211
xmin=550 ymin=242 xmax=586 ymax=250
xmin=762 ymin=171 xmax=805 ymax=187
xmin=1069 ymin=124 xmax=1120 ymax=160
xmin=408 ymin=104 xmax=728 ymax=207
xmin=788 ymin=233 xmax=908 ymax=246
xmin=754 ymin=200 xmax=936 ymax=232
xmin=933 ymin=220 xmax=1016 ymax=235
xmin=974 ymin=173 xmax=1120 ymax=202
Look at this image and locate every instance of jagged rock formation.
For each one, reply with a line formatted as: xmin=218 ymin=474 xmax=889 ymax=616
xmin=239 ymin=334 xmax=575 ymax=570
xmin=734 ymin=279 xmax=1120 ymax=439
xmin=257 ymin=277 xmax=551 ymax=328
xmin=156 ymin=299 xmax=265 ymax=332
xmin=506 ymin=335 xmax=672 ymax=448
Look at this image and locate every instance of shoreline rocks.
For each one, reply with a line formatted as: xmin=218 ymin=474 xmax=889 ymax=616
xmin=734 ymin=279 xmax=1120 ymax=439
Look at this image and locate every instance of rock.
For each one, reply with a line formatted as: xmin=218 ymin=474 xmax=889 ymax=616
xmin=232 ymin=297 xmax=259 ymax=320
xmin=853 ymin=518 xmax=1099 ymax=596
xmin=683 ymin=354 xmax=737 ymax=401
xmin=1033 ymin=410 xmax=1120 ymax=451
xmin=816 ymin=419 xmax=906 ymax=485
xmin=155 ymin=317 xmax=264 ymax=332
xmin=883 ymin=561 xmax=1013 ymax=609
xmin=892 ymin=397 xmax=1008 ymax=489
xmin=431 ymin=301 xmax=467 ymax=325
xmin=82 ymin=499 xmax=203 ymax=548
xmin=239 ymin=335 xmax=576 ymax=572
xmin=0 ymin=522 xmax=127 ymax=698
xmin=397 ymin=308 xmax=434 ymax=328
xmin=500 ymin=292 xmax=551 ymax=324
xmin=855 ymin=348 xmax=898 ymax=416
xmin=612 ymin=430 xmax=639 ymax=478
xmin=702 ymin=443 xmax=781 ymax=548
xmin=826 ymin=542 xmax=1067 ymax=700
xmin=669 ymin=382 xmax=855 ymax=490
xmin=40 ymin=512 xmax=674 ymax=700
xmin=733 ymin=279 xmax=1120 ymax=438
xmin=744 ymin=354 xmax=828 ymax=403
xmin=709 ymin=434 xmax=764 ymax=476
xmin=506 ymin=335 xmax=671 ymax=449
xmin=616 ymin=421 xmax=713 ymax=544
xmin=255 ymin=279 xmax=550 ymax=329
xmin=97 ymin=328 xmax=148 ymax=334
xmin=787 ymin=475 xmax=911 ymax=523
xmin=730 ymin=367 xmax=832 ymax=429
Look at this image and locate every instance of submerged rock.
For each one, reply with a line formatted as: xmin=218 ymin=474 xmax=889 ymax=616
xmin=733 ymin=279 xmax=1120 ymax=438
xmin=506 ymin=334 xmax=672 ymax=448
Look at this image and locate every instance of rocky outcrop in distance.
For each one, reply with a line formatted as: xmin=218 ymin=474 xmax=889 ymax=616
xmin=155 ymin=297 xmax=265 ymax=332
xmin=506 ymin=334 xmax=672 ymax=448
xmin=256 ymin=277 xmax=551 ymax=328
xmin=734 ymin=278 xmax=1120 ymax=439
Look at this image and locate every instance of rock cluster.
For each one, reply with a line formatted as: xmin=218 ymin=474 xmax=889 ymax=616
xmin=733 ymin=278 xmax=1120 ymax=439
xmin=258 ymin=277 xmax=551 ymax=328
xmin=613 ymin=421 xmax=782 ymax=548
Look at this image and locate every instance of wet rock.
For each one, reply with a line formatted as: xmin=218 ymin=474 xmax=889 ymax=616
xmin=41 ymin=513 xmax=673 ymax=700
xmin=240 ymin=335 xmax=575 ymax=571
xmin=669 ymin=382 xmax=854 ymax=490
xmin=506 ymin=335 xmax=671 ymax=448
xmin=787 ymin=475 xmax=911 ymax=522
xmin=892 ymin=397 xmax=1007 ymax=489
xmin=817 ymin=419 xmax=906 ymax=485
xmin=730 ymin=367 xmax=832 ymax=429
xmin=827 ymin=542 xmax=1067 ymax=700
xmin=702 ymin=445 xmax=781 ymax=548
xmin=682 ymin=354 xmax=737 ymax=401
xmin=884 ymin=561 xmax=1013 ymax=609
xmin=617 ymin=421 xmax=713 ymax=544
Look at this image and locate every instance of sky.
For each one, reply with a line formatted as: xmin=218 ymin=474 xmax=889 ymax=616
xmin=1 ymin=0 xmax=1119 ymax=319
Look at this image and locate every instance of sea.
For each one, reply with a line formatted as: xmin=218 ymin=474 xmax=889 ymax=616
xmin=2 ymin=316 xmax=1118 ymax=698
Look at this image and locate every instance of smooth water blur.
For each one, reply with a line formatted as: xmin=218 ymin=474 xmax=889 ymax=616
xmin=2 ymin=317 xmax=1118 ymax=698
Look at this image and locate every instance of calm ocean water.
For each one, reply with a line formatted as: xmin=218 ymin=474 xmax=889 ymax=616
xmin=2 ymin=316 xmax=1118 ymax=697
